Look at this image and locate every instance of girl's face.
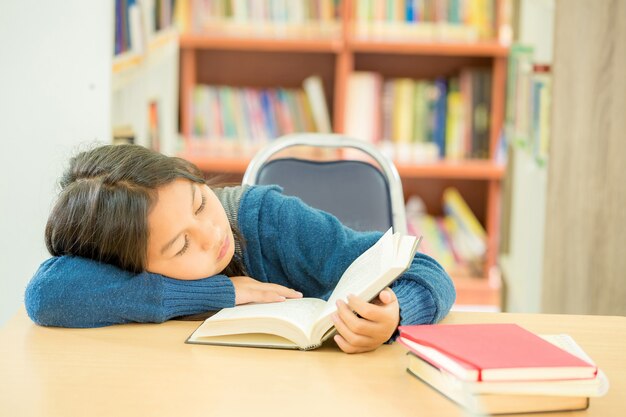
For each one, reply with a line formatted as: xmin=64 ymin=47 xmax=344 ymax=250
xmin=145 ymin=179 xmax=235 ymax=280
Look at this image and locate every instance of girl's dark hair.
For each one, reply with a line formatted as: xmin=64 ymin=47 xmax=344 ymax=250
xmin=45 ymin=144 xmax=246 ymax=276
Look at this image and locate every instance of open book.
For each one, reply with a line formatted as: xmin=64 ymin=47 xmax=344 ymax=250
xmin=186 ymin=228 xmax=421 ymax=350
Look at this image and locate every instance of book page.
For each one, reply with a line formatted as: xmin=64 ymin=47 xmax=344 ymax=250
xmin=310 ymin=231 xmax=418 ymax=342
xmin=197 ymin=298 xmax=326 ymax=338
xmin=209 ymin=298 xmax=325 ymax=328
xmin=321 ymin=229 xmax=395 ymax=316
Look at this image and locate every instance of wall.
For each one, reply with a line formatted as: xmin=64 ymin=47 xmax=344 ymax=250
xmin=111 ymin=33 xmax=180 ymax=156
xmin=0 ymin=1 xmax=111 ymax=325
xmin=542 ymin=0 xmax=626 ymax=315
xmin=499 ymin=0 xmax=554 ymax=312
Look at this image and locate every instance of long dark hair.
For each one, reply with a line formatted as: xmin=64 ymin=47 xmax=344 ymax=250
xmin=45 ymin=144 xmax=246 ymax=277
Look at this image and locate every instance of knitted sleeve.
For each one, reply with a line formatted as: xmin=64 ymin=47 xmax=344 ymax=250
xmin=24 ymin=256 xmax=235 ymax=328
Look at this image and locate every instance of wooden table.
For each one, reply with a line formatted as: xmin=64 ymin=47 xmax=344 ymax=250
xmin=1 ymin=309 xmax=624 ymax=417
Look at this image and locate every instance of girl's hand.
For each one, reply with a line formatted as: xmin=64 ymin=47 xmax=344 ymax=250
xmin=331 ymin=287 xmax=400 ymax=354
xmin=229 ymin=276 xmax=303 ymax=305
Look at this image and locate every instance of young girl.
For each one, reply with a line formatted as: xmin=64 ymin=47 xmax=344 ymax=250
xmin=25 ymin=144 xmax=455 ymax=353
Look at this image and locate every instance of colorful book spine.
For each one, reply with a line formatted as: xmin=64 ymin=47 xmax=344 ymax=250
xmin=176 ymin=0 xmax=340 ymax=36
xmin=445 ymin=77 xmax=464 ymax=160
xmin=433 ymin=77 xmax=448 ymax=158
xmin=352 ymin=0 xmax=494 ymax=41
xmin=443 ymin=187 xmax=486 ymax=256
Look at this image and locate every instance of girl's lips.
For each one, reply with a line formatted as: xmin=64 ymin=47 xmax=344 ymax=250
xmin=217 ymin=235 xmax=230 ymax=261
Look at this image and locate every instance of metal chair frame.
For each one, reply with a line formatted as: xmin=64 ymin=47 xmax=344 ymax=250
xmin=242 ymin=133 xmax=407 ymax=234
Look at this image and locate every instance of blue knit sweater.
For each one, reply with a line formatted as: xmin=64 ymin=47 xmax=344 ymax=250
xmin=25 ymin=185 xmax=456 ymax=328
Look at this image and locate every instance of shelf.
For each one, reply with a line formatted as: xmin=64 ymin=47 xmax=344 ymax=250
xmin=395 ymin=160 xmax=505 ymax=180
xmin=179 ymin=150 xmax=504 ymax=180
xmin=348 ymin=39 xmax=509 ymax=57
xmin=179 ymin=33 xmax=343 ymax=53
xmin=179 ymin=33 xmax=508 ymax=57
xmin=451 ymin=270 xmax=502 ymax=307
xmin=180 ymin=152 xmax=251 ymax=174
xmin=112 ymin=29 xmax=178 ymax=74
xmin=112 ymin=51 xmax=143 ymax=74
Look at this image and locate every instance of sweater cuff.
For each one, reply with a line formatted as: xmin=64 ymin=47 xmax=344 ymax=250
xmin=393 ymin=280 xmax=438 ymax=326
xmin=160 ymin=275 xmax=235 ymax=319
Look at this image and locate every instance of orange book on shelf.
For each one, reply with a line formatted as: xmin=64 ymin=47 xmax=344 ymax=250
xmin=398 ymin=324 xmax=597 ymax=382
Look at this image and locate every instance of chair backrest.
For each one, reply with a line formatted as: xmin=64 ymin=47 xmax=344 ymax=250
xmin=242 ymin=133 xmax=407 ymax=234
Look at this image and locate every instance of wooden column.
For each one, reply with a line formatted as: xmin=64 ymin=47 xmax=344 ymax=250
xmin=542 ymin=0 xmax=626 ymax=315
xmin=180 ymin=47 xmax=196 ymax=140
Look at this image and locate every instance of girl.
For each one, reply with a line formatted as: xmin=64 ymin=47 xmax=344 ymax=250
xmin=25 ymin=144 xmax=455 ymax=353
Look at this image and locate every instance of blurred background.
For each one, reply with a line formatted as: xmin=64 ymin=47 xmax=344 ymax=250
xmin=1 ymin=0 xmax=624 ymax=326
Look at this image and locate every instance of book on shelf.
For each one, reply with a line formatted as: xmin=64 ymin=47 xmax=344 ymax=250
xmin=112 ymin=125 xmax=136 ymax=145
xmin=342 ymin=70 xmax=492 ymax=163
xmin=302 ymin=75 xmax=332 ymax=134
xmin=351 ymin=0 xmax=497 ymax=42
xmin=403 ymin=333 xmax=608 ymax=415
xmin=505 ymin=44 xmax=535 ymax=144
xmin=406 ymin=189 xmax=485 ymax=276
xmin=506 ymin=42 xmax=552 ymax=164
xmin=190 ymin=76 xmax=327 ymax=152
xmin=433 ymin=77 xmax=448 ymax=158
xmin=398 ymin=323 xmax=597 ymax=382
xmin=174 ymin=0 xmax=341 ymax=38
xmin=187 ymin=229 xmax=421 ymax=350
xmin=444 ymin=78 xmax=463 ymax=160
xmin=442 ymin=187 xmax=486 ymax=261
xmin=343 ymin=71 xmax=382 ymax=145
xmin=115 ymin=0 xmax=176 ymax=56
xmin=531 ymin=65 xmax=551 ymax=163
xmin=469 ymin=67 xmax=492 ymax=159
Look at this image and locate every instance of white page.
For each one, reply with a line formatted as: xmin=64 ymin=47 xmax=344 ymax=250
xmin=318 ymin=228 xmax=395 ymax=320
xmin=201 ymin=298 xmax=325 ymax=337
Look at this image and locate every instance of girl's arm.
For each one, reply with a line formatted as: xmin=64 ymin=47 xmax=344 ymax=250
xmin=25 ymin=256 xmax=236 ymax=328
xmin=239 ymin=186 xmax=456 ymax=328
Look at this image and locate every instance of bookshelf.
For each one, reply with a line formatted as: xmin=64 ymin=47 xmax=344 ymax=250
xmin=175 ymin=0 xmax=510 ymax=308
xmin=111 ymin=0 xmax=179 ymax=155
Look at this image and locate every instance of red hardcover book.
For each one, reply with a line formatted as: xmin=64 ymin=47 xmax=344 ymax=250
xmin=398 ymin=324 xmax=597 ymax=382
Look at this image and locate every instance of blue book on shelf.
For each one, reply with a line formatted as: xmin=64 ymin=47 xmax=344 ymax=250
xmin=260 ymin=90 xmax=278 ymax=140
xmin=406 ymin=0 xmax=415 ymax=22
xmin=115 ymin=0 xmax=123 ymax=55
xmin=434 ymin=78 xmax=448 ymax=158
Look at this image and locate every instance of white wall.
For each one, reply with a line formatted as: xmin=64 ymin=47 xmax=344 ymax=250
xmin=0 ymin=1 xmax=111 ymax=325
xmin=500 ymin=0 xmax=554 ymax=312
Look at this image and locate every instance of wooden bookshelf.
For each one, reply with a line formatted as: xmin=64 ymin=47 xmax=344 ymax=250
xmin=180 ymin=152 xmax=504 ymax=180
xmin=348 ymin=40 xmax=509 ymax=57
xmin=179 ymin=34 xmax=342 ymax=53
xmin=176 ymin=0 xmax=509 ymax=309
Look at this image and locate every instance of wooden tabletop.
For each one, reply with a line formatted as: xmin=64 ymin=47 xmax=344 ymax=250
xmin=1 ymin=309 xmax=624 ymax=417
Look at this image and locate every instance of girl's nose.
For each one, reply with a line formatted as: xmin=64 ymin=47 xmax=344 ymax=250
xmin=196 ymin=224 xmax=221 ymax=252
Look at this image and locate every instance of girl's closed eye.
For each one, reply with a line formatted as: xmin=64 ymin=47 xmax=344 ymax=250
xmin=195 ymin=193 xmax=206 ymax=215
xmin=176 ymin=235 xmax=189 ymax=256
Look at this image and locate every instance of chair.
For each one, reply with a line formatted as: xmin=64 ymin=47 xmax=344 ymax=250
xmin=242 ymin=133 xmax=407 ymax=234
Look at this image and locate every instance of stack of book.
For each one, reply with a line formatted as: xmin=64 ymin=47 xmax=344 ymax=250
xmin=343 ymin=70 xmax=492 ymax=163
xmin=398 ymin=323 xmax=609 ymax=415
xmin=189 ymin=75 xmax=331 ymax=154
